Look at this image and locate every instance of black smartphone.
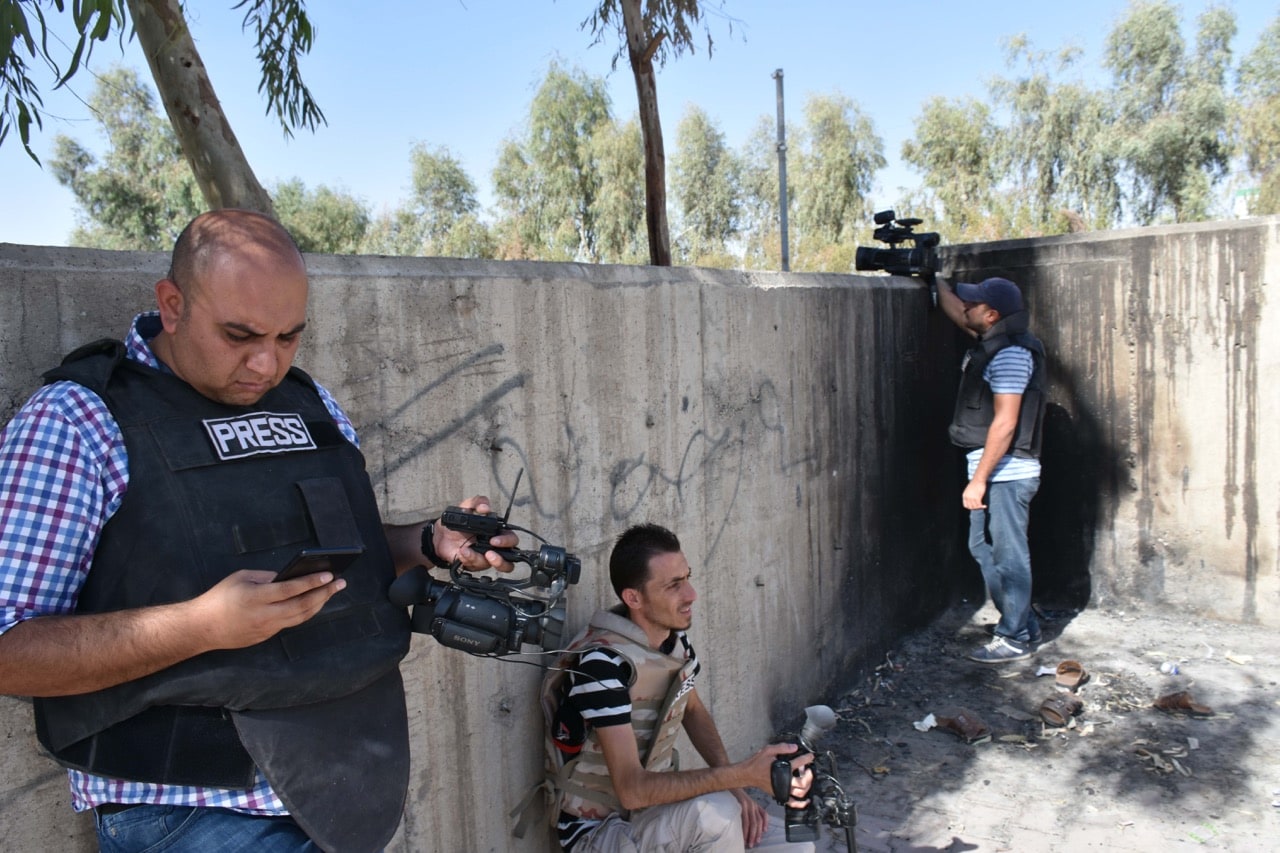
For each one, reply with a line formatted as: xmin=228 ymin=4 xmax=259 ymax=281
xmin=273 ymin=546 xmax=364 ymax=582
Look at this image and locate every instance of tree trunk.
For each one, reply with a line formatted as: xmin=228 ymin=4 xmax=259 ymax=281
xmin=620 ymin=0 xmax=671 ymax=266
xmin=127 ymin=0 xmax=275 ymax=215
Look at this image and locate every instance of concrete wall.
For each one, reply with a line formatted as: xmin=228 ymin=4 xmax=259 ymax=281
xmin=0 ymin=246 xmax=959 ymax=851
xmin=1 ymin=215 xmax=1275 ymax=850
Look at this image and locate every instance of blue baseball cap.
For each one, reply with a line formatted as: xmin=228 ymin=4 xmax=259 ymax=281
xmin=955 ymin=277 xmax=1024 ymax=316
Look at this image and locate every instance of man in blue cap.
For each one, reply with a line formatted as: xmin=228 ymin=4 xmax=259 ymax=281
xmin=936 ymin=276 xmax=1047 ymax=663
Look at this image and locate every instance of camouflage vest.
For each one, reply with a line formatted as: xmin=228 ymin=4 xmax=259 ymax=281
xmin=512 ymin=607 xmax=698 ymax=836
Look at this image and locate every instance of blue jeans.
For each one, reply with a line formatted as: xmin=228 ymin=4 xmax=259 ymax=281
xmin=968 ymin=477 xmax=1040 ymax=643
xmin=95 ymin=805 xmax=321 ymax=853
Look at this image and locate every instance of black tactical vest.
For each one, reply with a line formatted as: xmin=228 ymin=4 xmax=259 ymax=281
xmin=947 ymin=312 xmax=1047 ymax=458
xmin=32 ymin=340 xmax=410 ymax=805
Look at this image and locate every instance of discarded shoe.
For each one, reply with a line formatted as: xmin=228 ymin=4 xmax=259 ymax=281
xmin=1153 ymin=690 xmax=1214 ymax=717
xmin=936 ymin=708 xmax=992 ymax=743
xmin=1055 ymin=660 xmax=1089 ymax=690
xmin=1039 ymin=694 xmax=1084 ymax=726
xmin=968 ymin=636 xmax=1032 ymax=664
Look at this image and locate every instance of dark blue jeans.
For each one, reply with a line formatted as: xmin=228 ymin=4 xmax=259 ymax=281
xmin=967 ymin=477 xmax=1040 ymax=643
xmin=95 ymin=805 xmax=321 ymax=853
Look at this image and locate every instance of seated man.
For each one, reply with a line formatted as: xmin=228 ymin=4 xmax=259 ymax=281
xmin=545 ymin=523 xmax=815 ymax=851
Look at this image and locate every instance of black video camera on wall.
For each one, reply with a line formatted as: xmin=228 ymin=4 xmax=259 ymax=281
xmin=854 ymin=209 xmax=940 ymax=279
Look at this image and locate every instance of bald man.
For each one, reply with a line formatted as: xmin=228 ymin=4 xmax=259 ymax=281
xmin=0 ymin=210 xmax=513 ymax=852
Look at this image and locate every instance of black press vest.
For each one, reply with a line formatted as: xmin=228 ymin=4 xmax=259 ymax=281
xmin=947 ymin=312 xmax=1047 ymax=458
xmin=32 ymin=340 xmax=411 ymax=790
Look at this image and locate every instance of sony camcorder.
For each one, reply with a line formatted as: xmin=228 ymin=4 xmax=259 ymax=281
xmin=389 ymin=471 xmax=581 ymax=656
xmin=854 ymin=209 xmax=940 ymax=279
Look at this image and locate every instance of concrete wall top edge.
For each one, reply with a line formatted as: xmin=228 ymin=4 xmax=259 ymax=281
xmin=0 ymin=243 xmax=918 ymax=293
xmin=940 ymin=214 xmax=1280 ymax=256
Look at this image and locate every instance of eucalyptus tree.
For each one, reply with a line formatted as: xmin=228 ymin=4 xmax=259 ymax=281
xmin=1104 ymin=0 xmax=1235 ymax=222
xmin=1236 ymin=16 xmax=1280 ymax=214
xmin=736 ymin=116 xmax=786 ymax=269
xmin=491 ymin=62 xmax=613 ymax=261
xmin=580 ymin=0 xmax=734 ymax=265
xmin=901 ymin=96 xmax=1000 ymax=239
xmin=407 ymin=144 xmax=481 ymax=246
xmin=50 ymin=65 xmax=366 ymax=253
xmin=3 ymin=0 xmax=325 ymax=214
xmin=790 ymin=92 xmax=884 ymax=253
xmin=271 ymin=179 xmax=369 ymax=254
xmin=992 ymin=37 xmax=1121 ymax=233
xmin=590 ymin=117 xmax=648 ymax=263
xmin=670 ymin=105 xmax=741 ymax=264
xmin=361 ymin=144 xmax=490 ymax=257
xmin=49 ymin=65 xmax=203 ymax=249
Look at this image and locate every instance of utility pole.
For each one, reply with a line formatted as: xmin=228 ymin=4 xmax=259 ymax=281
xmin=772 ymin=68 xmax=790 ymax=272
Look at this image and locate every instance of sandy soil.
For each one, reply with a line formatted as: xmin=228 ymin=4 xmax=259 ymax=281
xmin=789 ymin=601 xmax=1280 ymax=852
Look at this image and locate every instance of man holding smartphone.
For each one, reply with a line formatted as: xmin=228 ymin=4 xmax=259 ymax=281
xmin=0 ymin=209 xmax=513 ymax=852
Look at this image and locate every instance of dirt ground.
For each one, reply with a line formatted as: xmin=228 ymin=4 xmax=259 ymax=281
xmin=792 ymin=600 xmax=1280 ymax=852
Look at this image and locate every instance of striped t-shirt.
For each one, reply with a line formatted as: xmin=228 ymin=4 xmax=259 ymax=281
xmin=965 ymin=345 xmax=1041 ymax=482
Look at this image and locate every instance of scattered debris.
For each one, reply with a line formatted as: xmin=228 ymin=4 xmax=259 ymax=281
xmin=935 ymin=709 xmax=992 ymax=743
xmin=1153 ymin=690 xmax=1214 ymax=717
xmin=1055 ymin=660 xmax=1089 ymax=690
xmin=1039 ymin=694 xmax=1083 ymax=727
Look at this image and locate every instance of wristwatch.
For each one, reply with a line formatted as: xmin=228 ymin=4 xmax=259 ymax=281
xmin=420 ymin=519 xmax=452 ymax=569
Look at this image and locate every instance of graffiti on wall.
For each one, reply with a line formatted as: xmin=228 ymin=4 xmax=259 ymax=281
xmin=365 ymin=341 xmax=822 ymax=565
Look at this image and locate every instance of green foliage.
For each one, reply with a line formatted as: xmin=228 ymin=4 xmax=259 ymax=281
xmin=1237 ymin=17 xmax=1280 ymax=214
xmin=902 ymin=96 xmax=999 ymax=236
xmin=993 ymin=38 xmax=1121 ymax=232
xmin=581 ymin=0 xmax=732 ymax=69
xmin=791 ymin=92 xmax=884 ymax=247
xmin=901 ymin=3 xmax=1246 ymax=238
xmin=272 ymin=178 xmax=369 ymax=254
xmin=670 ymin=104 xmax=740 ymax=263
xmin=360 ymin=143 xmax=492 ymax=258
xmin=736 ymin=116 xmax=783 ymax=268
xmin=3 ymin=0 xmax=323 ymax=165
xmin=48 ymin=64 xmax=366 ymax=253
xmin=408 ymin=144 xmax=480 ymax=241
xmin=49 ymin=65 xmax=200 ymax=249
xmin=1105 ymin=0 xmax=1235 ymax=222
xmin=590 ymin=118 xmax=647 ymax=263
xmin=235 ymin=0 xmax=325 ymax=138
xmin=491 ymin=62 xmax=614 ymax=261
xmin=1 ymin=0 xmax=126 ymax=162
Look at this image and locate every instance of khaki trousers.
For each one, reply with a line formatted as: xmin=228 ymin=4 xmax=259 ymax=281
xmin=574 ymin=791 xmax=817 ymax=852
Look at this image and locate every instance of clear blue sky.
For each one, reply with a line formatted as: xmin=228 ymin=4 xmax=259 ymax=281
xmin=2 ymin=0 xmax=1273 ymax=247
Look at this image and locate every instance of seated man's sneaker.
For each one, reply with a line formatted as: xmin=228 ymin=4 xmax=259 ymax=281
xmin=967 ymin=635 xmax=1031 ymax=664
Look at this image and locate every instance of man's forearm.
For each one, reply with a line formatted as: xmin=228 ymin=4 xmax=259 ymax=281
xmin=972 ymin=419 xmax=1016 ymax=484
xmin=0 ymin=601 xmax=210 ymax=697
xmin=383 ymin=520 xmax=429 ymax=576
xmin=616 ymin=761 xmax=756 ymax=811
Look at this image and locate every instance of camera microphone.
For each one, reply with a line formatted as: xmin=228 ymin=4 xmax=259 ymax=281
xmin=798 ymin=704 xmax=838 ymax=748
